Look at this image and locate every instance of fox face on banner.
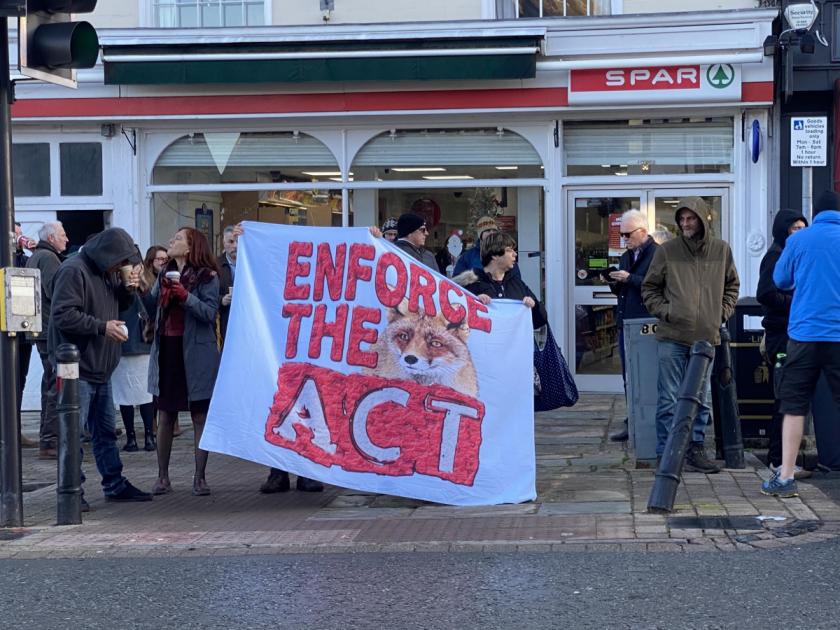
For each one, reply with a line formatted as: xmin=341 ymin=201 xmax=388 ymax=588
xmin=201 ymin=222 xmax=536 ymax=506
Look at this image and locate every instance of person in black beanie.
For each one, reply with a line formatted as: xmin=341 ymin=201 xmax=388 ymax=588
xmin=394 ymin=212 xmax=437 ymax=269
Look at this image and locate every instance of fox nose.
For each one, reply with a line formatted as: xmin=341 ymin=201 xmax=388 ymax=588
xmin=404 ymin=355 xmax=418 ymax=365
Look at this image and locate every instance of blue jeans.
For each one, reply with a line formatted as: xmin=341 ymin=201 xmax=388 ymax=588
xmin=79 ymin=380 xmax=127 ymax=496
xmin=655 ymin=340 xmax=714 ymax=455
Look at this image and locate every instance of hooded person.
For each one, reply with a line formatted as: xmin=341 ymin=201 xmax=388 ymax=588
xmin=756 ymin=209 xmax=809 ymax=477
xmin=641 ymin=196 xmax=740 ymax=473
xmin=49 ymin=227 xmax=153 ymax=506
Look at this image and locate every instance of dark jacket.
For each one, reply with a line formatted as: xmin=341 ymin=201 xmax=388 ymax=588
xmin=216 ymin=253 xmax=234 ymax=342
xmin=756 ymin=209 xmax=808 ymax=337
xmin=147 ymin=263 xmax=220 ymax=403
xmin=609 ymin=235 xmax=658 ymax=326
xmin=118 ymin=292 xmax=156 ymax=356
xmin=13 ymin=248 xmax=28 ymax=269
xmin=394 ymin=238 xmax=439 ymax=270
xmin=48 ymin=228 xmax=141 ymax=383
xmin=26 ymin=240 xmax=66 ymax=335
xmin=458 ymin=269 xmax=547 ymax=329
xmin=642 ymin=209 xmax=740 ymax=346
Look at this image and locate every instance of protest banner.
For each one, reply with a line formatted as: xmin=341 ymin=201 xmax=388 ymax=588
xmin=201 ymin=222 xmax=535 ymax=505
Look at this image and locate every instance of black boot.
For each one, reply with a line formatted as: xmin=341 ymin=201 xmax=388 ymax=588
xmin=296 ymin=476 xmax=324 ymax=492
xmin=122 ymin=429 xmax=138 ymax=452
xmin=139 ymin=402 xmax=155 ymax=452
xmin=143 ymin=431 xmax=156 ymax=452
xmin=120 ymin=406 xmax=138 ymax=452
xmin=259 ymin=468 xmax=290 ymax=494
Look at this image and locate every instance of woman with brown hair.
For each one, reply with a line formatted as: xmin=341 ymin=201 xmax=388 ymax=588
xmin=148 ymin=228 xmax=220 ymax=496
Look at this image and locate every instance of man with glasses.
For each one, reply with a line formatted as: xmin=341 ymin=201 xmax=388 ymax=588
xmin=607 ymin=210 xmax=658 ymax=442
xmin=394 ymin=212 xmax=438 ymax=270
xmin=642 ymin=197 xmax=739 ymax=474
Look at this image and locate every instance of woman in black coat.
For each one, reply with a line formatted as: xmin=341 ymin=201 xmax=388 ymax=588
xmin=458 ymin=231 xmax=547 ymax=329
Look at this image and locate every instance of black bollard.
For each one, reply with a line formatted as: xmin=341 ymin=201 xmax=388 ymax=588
xmin=711 ymin=326 xmax=745 ymax=469
xmin=56 ymin=343 xmax=82 ymax=526
xmin=648 ymin=341 xmax=715 ymax=514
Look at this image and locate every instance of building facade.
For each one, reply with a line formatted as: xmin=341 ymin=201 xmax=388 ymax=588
xmin=11 ymin=1 xmax=776 ymax=398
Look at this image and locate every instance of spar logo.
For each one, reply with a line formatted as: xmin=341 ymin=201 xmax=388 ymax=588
xmin=707 ymin=64 xmax=735 ymax=89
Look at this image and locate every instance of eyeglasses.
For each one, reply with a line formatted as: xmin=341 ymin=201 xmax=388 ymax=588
xmin=620 ymin=227 xmax=642 ymax=238
xmin=418 ymin=226 xmax=429 ymax=234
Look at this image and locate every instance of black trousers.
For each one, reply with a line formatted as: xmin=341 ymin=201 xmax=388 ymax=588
xmin=765 ymin=332 xmax=788 ymax=467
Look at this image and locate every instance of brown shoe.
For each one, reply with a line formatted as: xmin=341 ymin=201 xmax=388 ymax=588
xmin=38 ymin=447 xmax=57 ymax=460
xmin=20 ymin=434 xmax=38 ymax=449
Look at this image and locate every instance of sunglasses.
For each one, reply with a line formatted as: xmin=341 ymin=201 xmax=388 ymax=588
xmin=620 ymin=227 xmax=642 ymax=238
xmin=418 ymin=226 xmax=429 ymax=234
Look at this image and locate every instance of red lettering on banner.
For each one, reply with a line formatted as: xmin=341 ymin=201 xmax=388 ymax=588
xmin=265 ymin=363 xmax=485 ymax=485
xmin=313 ymin=242 xmax=347 ymax=301
xmin=374 ymin=252 xmax=408 ymax=307
xmin=466 ymin=297 xmax=492 ymax=333
xmin=284 ymin=241 xmax=313 ymax=300
xmin=345 ymin=243 xmax=375 ymax=300
xmin=347 ymin=306 xmax=381 ymax=368
xmin=439 ymin=281 xmax=467 ymax=325
xmin=408 ymin=264 xmax=437 ymax=317
xmin=571 ymin=66 xmax=701 ymax=93
xmin=308 ymin=303 xmax=349 ymax=361
xmin=281 ymin=303 xmax=313 ymax=359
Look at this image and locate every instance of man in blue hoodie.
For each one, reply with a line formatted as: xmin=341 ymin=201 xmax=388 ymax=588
xmin=762 ymin=191 xmax=840 ymax=497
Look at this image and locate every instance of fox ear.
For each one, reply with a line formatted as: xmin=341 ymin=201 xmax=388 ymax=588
xmin=446 ymin=319 xmax=470 ymax=340
xmin=388 ymin=297 xmax=410 ymax=322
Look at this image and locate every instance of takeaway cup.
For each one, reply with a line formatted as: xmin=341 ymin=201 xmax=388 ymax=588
xmin=119 ymin=265 xmax=134 ymax=287
xmin=165 ymin=271 xmax=181 ymax=283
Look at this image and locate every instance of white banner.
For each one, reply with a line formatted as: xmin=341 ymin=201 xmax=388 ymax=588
xmin=201 ymin=222 xmax=536 ymax=506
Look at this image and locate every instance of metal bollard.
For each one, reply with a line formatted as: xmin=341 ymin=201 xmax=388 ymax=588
xmin=648 ymin=341 xmax=715 ymax=514
xmin=56 ymin=343 xmax=82 ymax=526
xmin=710 ymin=326 xmax=745 ymax=469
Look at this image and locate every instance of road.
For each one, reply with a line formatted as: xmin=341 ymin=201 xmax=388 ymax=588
xmin=3 ymin=542 xmax=840 ymax=629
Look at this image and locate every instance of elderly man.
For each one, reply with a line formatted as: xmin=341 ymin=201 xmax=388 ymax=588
xmin=642 ymin=197 xmax=739 ymax=473
xmin=217 ymin=225 xmax=237 ymax=343
xmin=394 ymin=213 xmax=438 ymax=269
xmin=608 ymin=210 xmax=658 ymax=442
xmin=26 ymin=221 xmax=69 ymax=459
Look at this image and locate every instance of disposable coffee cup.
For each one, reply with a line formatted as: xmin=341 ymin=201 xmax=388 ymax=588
xmin=227 ymin=286 xmax=233 ymax=296
xmin=118 ymin=324 xmax=129 ymax=338
xmin=119 ymin=265 xmax=134 ymax=287
xmin=165 ymin=271 xmax=181 ymax=283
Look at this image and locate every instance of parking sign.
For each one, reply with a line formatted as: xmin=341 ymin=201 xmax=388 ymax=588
xmin=791 ymin=117 xmax=827 ymax=167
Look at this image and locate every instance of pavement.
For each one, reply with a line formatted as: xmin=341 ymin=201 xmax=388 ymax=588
xmin=4 ymin=394 xmax=840 ymax=558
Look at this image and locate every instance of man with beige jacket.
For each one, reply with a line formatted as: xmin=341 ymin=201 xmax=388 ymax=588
xmin=642 ymin=197 xmax=740 ymax=473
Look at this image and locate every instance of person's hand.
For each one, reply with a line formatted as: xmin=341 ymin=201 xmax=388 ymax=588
xmin=169 ymin=282 xmax=189 ymax=303
xmin=23 ymin=237 xmax=37 ymax=249
xmin=610 ymin=270 xmax=630 ymax=283
xmin=232 ymin=222 xmax=244 ymax=238
xmin=522 ymin=296 xmax=535 ymax=309
xmin=369 ymin=226 xmax=383 ymax=238
xmin=221 ymin=293 xmax=232 ymax=307
xmin=128 ymin=264 xmax=142 ymax=288
xmin=477 ymin=294 xmax=492 ymax=305
xmin=105 ymin=320 xmax=129 ymax=342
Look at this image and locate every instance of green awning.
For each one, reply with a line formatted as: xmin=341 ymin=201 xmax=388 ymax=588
xmin=102 ymin=38 xmax=539 ymax=85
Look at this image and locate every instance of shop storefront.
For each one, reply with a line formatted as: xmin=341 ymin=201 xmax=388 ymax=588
xmin=11 ymin=9 xmax=777 ymax=395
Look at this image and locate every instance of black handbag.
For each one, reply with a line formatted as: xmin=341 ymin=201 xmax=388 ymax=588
xmin=534 ymin=324 xmax=579 ymax=410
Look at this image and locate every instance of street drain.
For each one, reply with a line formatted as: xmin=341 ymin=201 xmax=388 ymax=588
xmin=666 ymin=516 xmax=763 ymax=530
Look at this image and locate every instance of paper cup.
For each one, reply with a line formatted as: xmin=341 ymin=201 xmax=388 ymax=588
xmin=118 ymin=324 xmax=129 ymax=338
xmin=165 ymin=271 xmax=181 ymax=283
xmin=119 ymin=265 xmax=134 ymax=287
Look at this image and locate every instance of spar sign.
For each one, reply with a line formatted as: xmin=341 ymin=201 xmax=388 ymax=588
xmin=568 ymin=64 xmax=741 ymax=105
xmin=201 ymin=222 xmax=536 ymax=506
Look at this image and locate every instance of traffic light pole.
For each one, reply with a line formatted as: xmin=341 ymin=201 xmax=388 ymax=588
xmin=0 ymin=16 xmax=23 ymax=528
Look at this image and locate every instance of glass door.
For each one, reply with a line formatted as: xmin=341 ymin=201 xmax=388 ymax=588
xmin=650 ymin=189 xmax=729 ymax=244
xmin=568 ymin=191 xmax=644 ymax=392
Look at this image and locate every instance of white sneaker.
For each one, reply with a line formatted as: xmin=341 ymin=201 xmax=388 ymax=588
xmin=769 ymin=463 xmax=812 ymax=480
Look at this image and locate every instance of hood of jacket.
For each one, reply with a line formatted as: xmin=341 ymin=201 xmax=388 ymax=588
xmin=771 ymin=209 xmax=808 ymax=247
xmin=674 ymin=197 xmax=711 ymax=252
xmin=80 ymin=228 xmax=141 ymax=274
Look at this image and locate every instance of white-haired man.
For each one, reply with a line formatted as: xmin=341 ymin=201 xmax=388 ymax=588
xmin=608 ymin=210 xmax=658 ymax=442
xmin=26 ymin=221 xmax=69 ymax=459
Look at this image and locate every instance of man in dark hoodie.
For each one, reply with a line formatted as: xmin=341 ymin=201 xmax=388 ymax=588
xmin=756 ymin=210 xmax=808 ymax=478
xmin=49 ymin=227 xmax=152 ymax=504
xmin=642 ymin=197 xmax=740 ymax=473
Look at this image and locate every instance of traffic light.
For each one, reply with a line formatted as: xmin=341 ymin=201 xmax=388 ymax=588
xmin=19 ymin=0 xmax=99 ymax=88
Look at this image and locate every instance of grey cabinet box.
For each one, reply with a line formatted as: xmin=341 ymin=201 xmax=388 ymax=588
xmin=623 ymin=317 xmax=660 ymax=463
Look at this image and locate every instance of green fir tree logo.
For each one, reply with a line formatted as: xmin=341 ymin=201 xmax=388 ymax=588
xmin=706 ymin=64 xmax=735 ymax=89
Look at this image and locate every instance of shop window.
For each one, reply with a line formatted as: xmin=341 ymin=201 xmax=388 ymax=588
xmin=60 ymin=143 xmax=103 ymax=197
xmin=564 ymin=118 xmax=733 ymax=176
xmin=12 ymin=143 xmax=50 ymax=197
xmin=518 ymin=0 xmax=612 ymax=17
xmin=154 ymin=0 xmax=265 ymax=28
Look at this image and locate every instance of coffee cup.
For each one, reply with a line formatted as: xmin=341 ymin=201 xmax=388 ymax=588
xmin=118 ymin=324 xmax=129 ymax=338
xmin=119 ymin=265 xmax=134 ymax=287
xmin=227 ymin=286 xmax=233 ymax=296
xmin=165 ymin=271 xmax=181 ymax=283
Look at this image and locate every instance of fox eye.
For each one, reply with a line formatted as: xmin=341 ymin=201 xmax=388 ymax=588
xmin=397 ymin=332 xmax=410 ymax=342
xmin=429 ymin=339 xmax=443 ymax=348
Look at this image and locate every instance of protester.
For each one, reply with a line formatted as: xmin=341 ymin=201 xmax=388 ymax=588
xmin=112 ymin=257 xmax=157 ymax=453
xmin=49 ymin=227 xmax=151 ymax=505
xmin=145 ymin=246 xmax=178 ymax=438
xmin=26 ymin=221 xmax=69 ymax=459
xmin=756 ymin=210 xmax=808 ymax=479
xmin=393 ymin=213 xmax=438 ymax=269
xmin=453 ymin=215 xmax=521 ymax=278
xmin=13 ymin=223 xmax=37 ymax=448
xmin=642 ymin=197 xmax=740 ymax=473
xmin=149 ymin=228 xmax=220 ymax=497
xmin=381 ymin=217 xmax=398 ymax=242
xmin=217 ymin=225 xmax=237 ymax=343
xmin=607 ymin=210 xmax=658 ymax=442
xmin=762 ymin=191 xmax=840 ymax=498
xmin=458 ymin=231 xmax=547 ymax=329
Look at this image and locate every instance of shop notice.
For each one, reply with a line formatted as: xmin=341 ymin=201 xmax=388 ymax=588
xmin=790 ymin=117 xmax=827 ymax=167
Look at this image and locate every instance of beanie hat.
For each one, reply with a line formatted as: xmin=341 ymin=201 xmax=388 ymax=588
xmin=475 ymin=215 xmax=499 ymax=239
xmin=381 ymin=217 xmax=398 ymax=233
xmin=813 ymin=190 xmax=840 ymax=216
xmin=397 ymin=213 xmax=425 ymax=238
